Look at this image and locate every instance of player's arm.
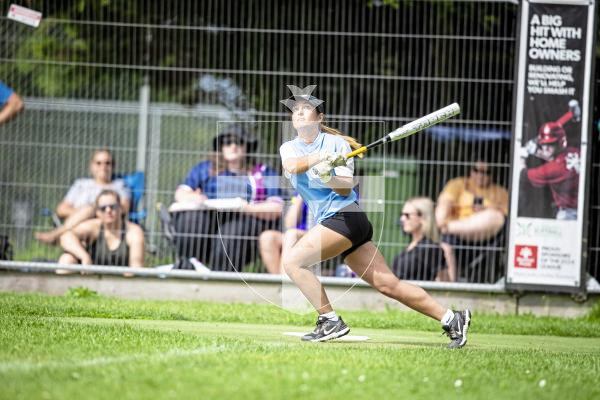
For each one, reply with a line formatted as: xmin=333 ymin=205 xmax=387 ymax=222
xmin=321 ymin=142 xmax=355 ymax=196
xmin=324 ymin=176 xmax=354 ymax=196
xmin=282 ymin=153 xmax=323 ymax=175
xmin=0 ymin=92 xmax=24 ymax=125
xmin=280 ymin=142 xmax=343 ymax=175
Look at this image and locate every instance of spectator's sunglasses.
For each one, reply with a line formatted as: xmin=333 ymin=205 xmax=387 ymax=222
xmin=220 ymin=136 xmax=243 ymax=146
xmin=97 ymin=203 xmax=120 ymax=213
xmin=400 ymin=211 xmax=421 ymax=219
xmin=472 ymin=166 xmax=490 ymax=175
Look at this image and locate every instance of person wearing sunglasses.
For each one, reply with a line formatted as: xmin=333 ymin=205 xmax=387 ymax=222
xmin=171 ymin=125 xmax=285 ymax=271
xmin=35 ymin=149 xmax=131 ymax=244
xmin=393 ymin=197 xmax=453 ymax=282
xmin=57 ymin=190 xmax=144 ymax=270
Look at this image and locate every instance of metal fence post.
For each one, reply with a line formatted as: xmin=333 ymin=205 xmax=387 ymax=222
xmin=136 ymin=82 xmax=150 ymax=172
xmin=145 ymin=110 xmax=162 ymax=248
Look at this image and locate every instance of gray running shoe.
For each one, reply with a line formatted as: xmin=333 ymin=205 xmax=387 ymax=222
xmin=301 ymin=315 xmax=350 ymax=342
xmin=442 ymin=310 xmax=471 ymax=349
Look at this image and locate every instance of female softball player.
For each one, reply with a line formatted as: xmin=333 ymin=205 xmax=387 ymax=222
xmin=279 ymin=91 xmax=471 ymax=348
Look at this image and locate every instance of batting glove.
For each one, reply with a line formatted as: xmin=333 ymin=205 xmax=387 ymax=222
xmin=319 ymin=151 xmax=347 ymax=168
xmin=519 ymin=139 xmax=538 ymax=158
xmin=312 ymin=161 xmax=333 ymax=183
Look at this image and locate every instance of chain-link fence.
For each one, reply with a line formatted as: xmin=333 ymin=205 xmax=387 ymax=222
xmin=0 ymin=0 xmax=569 ymax=283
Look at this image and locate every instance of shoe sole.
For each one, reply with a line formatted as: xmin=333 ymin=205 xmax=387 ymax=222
xmin=457 ymin=309 xmax=471 ymax=348
xmin=311 ymin=327 xmax=350 ymax=342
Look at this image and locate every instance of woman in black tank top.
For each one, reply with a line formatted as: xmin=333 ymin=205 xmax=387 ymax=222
xmin=57 ymin=190 xmax=144 ymax=269
xmin=87 ymin=225 xmax=129 ymax=266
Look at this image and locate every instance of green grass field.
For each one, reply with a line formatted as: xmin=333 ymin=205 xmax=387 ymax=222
xmin=1 ymin=291 xmax=600 ymax=400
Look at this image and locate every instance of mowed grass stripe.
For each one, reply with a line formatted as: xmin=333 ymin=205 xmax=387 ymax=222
xmin=0 ymin=346 xmax=227 ymax=373
xmin=8 ymin=315 xmax=600 ymax=357
xmin=2 ymin=316 xmax=600 ymax=400
xmin=2 ymin=292 xmax=600 ymax=337
xmin=2 ymin=294 xmax=600 ymax=400
xmin=54 ymin=316 xmax=600 ymax=352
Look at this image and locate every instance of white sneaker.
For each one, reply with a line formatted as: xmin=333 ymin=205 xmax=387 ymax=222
xmin=189 ymin=257 xmax=211 ymax=273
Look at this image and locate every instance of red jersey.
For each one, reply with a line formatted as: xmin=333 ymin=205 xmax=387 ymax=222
xmin=527 ymin=147 xmax=580 ymax=208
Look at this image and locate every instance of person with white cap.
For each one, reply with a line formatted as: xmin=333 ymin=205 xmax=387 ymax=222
xmin=278 ymin=85 xmax=471 ymax=347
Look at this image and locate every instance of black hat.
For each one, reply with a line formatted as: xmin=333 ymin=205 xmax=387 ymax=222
xmin=212 ymin=124 xmax=258 ymax=153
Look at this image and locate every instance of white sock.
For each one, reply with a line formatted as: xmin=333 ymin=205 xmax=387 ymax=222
xmin=321 ymin=311 xmax=339 ymax=321
xmin=441 ymin=309 xmax=455 ymax=325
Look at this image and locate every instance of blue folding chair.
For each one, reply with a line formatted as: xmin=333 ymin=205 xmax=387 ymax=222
xmin=115 ymin=171 xmax=147 ymax=225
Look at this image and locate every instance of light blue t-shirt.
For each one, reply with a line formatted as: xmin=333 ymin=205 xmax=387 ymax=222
xmin=280 ymin=132 xmax=358 ymax=223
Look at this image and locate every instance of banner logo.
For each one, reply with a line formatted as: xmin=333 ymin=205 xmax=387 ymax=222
xmin=514 ymin=245 xmax=538 ymax=269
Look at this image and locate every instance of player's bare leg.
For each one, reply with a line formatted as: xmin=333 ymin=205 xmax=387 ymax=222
xmin=345 ymin=241 xmax=471 ymax=348
xmin=283 ymin=225 xmax=353 ymax=341
xmin=345 ymin=242 xmax=446 ymax=320
xmin=283 ymin=224 xmax=351 ymax=313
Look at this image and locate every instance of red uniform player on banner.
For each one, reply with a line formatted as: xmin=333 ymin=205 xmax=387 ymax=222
xmin=519 ymin=99 xmax=581 ymax=220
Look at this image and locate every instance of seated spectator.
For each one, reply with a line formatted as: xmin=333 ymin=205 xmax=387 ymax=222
xmin=436 ymin=160 xmax=508 ymax=241
xmin=35 ymin=149 xmax=131 ymax=244
xmin=0 ymin=80 xmax=24 ymax=126
xmin=259 ymin=194 xmax=310 ymax=274
xmin=171 ymin=125 xmax=284 ymax=271
xmin=392 ymin=197 xmax=453 ymax=281
xmin=435 ymin=159 xmax=509 ymax=280
xmin=57 ymin=190 xmax=144 ymax=271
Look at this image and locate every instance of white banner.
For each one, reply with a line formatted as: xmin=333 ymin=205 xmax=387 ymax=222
xmin=507 ymin=0 xmax=596 ymax=290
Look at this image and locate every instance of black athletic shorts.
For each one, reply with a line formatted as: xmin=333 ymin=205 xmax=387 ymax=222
xmin=320 ymin=202 xmax=373 ymax=259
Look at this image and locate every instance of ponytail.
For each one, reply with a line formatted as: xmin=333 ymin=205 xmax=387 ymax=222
xmin=321 ymin=124 xmax=364 ymax=158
